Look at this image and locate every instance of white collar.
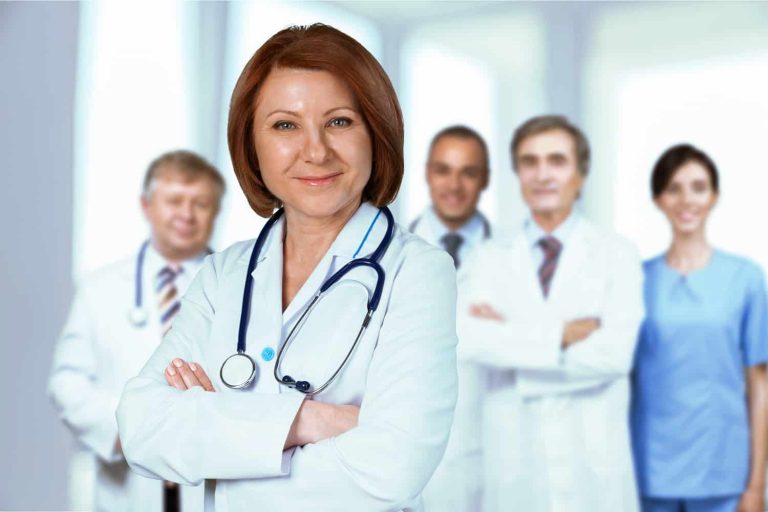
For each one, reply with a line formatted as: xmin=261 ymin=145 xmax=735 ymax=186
xmin=524 ymin=210 xmax=580 ymax=249
xmin=145 ymin=241 xmax=208 ymax=279
xmin=421 ymin=206 xmax=488 ymax=242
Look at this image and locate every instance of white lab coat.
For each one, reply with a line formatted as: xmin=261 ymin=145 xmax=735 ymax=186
xmin=457 ymin=217 xmax=644 ymax=512
xmin=48 ymin=250 xmax=206 ymax=512
xmin=116 ymin=203 xmax=459 ymax=512
xmin=410 ymin=206 xmax=490 ymax=512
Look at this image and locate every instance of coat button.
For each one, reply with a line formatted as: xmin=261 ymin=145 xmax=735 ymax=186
xmin=261 ymin=347 xmax=275 ymax=362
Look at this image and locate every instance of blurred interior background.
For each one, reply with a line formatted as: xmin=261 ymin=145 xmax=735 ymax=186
xmin=2 ymin=1 xmax=767 ymax=509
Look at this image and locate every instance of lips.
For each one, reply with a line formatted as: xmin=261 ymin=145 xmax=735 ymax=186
xmin=295 ymin=172 xmax=342 ymax=186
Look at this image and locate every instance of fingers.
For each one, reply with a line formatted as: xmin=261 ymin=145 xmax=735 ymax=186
xmin=165 ymin=361 xmax=188 ymax=390
xmin=165 ymin=358 xmax=215 ymax=392
xmin=469 ymin=303 xmax=505 ymax=321
xmin=173 ymin=358 xmax=204 ymax=390
xmin=190 ymin=362 xmax=215 ymax=392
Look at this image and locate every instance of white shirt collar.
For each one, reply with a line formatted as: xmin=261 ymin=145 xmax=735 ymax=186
xmin=145 ymin=241 xmax=208 ymax=280
xmin=524 ymin=209 xmax=580 ymax=249
xmin=421 ymin=206 xmax=488 ymax=245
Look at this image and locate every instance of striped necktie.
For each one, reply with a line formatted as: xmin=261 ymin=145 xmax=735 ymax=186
xmin=157 ymin=265 xmax=182 ymax=335
xmin=538 ymin=236 xmax=562 ymax=298
xmin=157 ymin=264 xmax=183 ymax=511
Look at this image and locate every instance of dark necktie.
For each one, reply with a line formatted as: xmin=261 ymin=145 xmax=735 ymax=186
xmin=441 ymin=233 xmax=464 ymax=268
xmin=538 ymin=236 xmax=562 ymax=298
xmin=158 ymin=265 xmax=182 ymax=512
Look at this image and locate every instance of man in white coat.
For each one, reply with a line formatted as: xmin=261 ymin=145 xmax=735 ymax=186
xmin=48 ymin=150 xmax=225 ymax=512
xmin=414 ymin=125 xmax=491 ymax=511
xmin=458 ymin=115 xmax=643 ymax=512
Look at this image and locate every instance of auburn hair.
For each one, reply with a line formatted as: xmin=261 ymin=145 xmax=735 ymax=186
xmin=228 ymin=24 xmax=404 ymax=217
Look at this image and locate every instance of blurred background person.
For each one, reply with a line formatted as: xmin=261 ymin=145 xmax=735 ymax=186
xmin=48 ymin=150 xmax=225 ymax=512
xmin=631 ymin=144 xmax=768 ymax=512
xmin=414 ymin=125 xmax=491 ymax=511
xmin=409 ymin=125 xmax=491 ymax=268
xmin=458 ymin=115 xmax=644 ymax=511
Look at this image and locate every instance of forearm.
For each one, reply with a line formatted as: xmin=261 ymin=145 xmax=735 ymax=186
xmin=457 ymin=314 xmax=562 ymax=369
xmin=117 ymin=375 xmax=304 ymax=484
xmin=48 ymin=370 xmax=122 ymax=462
xmin=746 ymin=365 xmax=768 ymax=490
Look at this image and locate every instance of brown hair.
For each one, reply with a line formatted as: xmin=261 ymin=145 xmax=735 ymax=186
xmin=429 ymin=125 xmax=490 ymax=174
xmin=651 ymin=143 xmax=719 ymax=198
xmin=142 ymin=149 xmax=225 ymax=200
xmin=510 ymin=115 xmax=591 ymax=176
xmin=228 ymin=24 xmax=404 ymax=217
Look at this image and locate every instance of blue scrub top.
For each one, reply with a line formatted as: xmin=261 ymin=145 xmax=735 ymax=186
xmin=631 ymin=250 xmax=768 ymax=498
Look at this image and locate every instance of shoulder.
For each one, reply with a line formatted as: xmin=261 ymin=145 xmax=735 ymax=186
xmin=578 ymin=218 xmax=640 ymax=259
xmin=642 ymin=253 xmax=666 ymax=274
xmin=77 ymin=256 xmax=134 ymax=294
xmin=392 ymin=224 xmax=454 ymax=276
xmin=714 ymin=249 xmax=766 ymax=284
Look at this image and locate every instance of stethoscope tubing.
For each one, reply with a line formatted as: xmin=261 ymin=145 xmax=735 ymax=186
xmin=233 ymin=205 xmax=394 ymax=395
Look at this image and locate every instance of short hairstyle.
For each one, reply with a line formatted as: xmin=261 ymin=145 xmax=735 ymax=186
xmin=428 ymin=125 xmax=490 ymax=173
xmin=228 ymin=23 xmax=404 ymax=217
xmin=510 ymin=115 xmax=591 ymax=176
xmin=650 ymin=143 xmax=720 ymax=198
xmin=142 ymin=149 xmax=225 ymax=200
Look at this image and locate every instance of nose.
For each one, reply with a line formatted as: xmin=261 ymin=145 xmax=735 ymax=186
xmin=302 ymin=127 xmax=331 ymax=165
xmin=447 ymin=172 xmax=462 ymax=192
xmin=534 ymin=163 xmax=554 ymax=182
xmin=681 ymin=187 xmax=695 ymax=205
xmin=179 ymin=200 xmax=194 ymax=221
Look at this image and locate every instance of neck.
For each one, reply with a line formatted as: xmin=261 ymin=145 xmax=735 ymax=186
xmin=531 ymin=206 xmax=573 ymax=233
xmin=666 ymin=230 xmax=711 ymax=271
xmin=437 ymin=210 xmax=476 ymax=232
xmin=151 ymin=239 xmax=201 ymax=265
xmin=283 ymin=199 xmax=361 ymax=264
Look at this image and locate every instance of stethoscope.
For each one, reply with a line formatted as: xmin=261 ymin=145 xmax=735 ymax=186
xmin=128 ymin=240 xmax=212 ymax=328
xmin=219 ymin=206 xmax=394 ymax=396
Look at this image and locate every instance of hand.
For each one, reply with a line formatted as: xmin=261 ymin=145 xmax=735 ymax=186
xmin=284 ymin=400 xmax=360 ymax=449
xmin=738 ymin=486 xmax=764 ymax=512
xmin=469 ymin=303 xmax=505 ymax=322
xmin=164 ymin=358 xmax=215 ymax=392
xmin=562 ymin=318 xmax=601 ymax=348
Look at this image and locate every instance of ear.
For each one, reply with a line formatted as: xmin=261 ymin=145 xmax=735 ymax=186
xmin=140 ymin=194 xmax=151 ymax=220
xmin=481 ymin=170 xmax=490 ymax=191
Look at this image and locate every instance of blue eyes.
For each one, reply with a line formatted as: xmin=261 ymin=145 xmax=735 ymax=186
xmin=271 ymin=118 xmax=353 ymax=130
xmin=273 ymin=121 xmax=296 ymax=130
xmin=328 ymin=118 xmax=352 ymax=128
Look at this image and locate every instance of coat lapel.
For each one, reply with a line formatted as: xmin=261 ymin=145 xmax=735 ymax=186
xmin=547 ymin=218 xmax=593 ymax=302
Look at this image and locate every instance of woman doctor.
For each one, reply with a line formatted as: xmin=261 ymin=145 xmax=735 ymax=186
xmin=116 ymin=24 xmax=458 ymax=512
xmin=631 ymin=144 xmax=768 ymax=512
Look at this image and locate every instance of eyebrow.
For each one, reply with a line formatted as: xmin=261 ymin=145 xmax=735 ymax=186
xmin=264 ymin=106 xmax=358 ymax=118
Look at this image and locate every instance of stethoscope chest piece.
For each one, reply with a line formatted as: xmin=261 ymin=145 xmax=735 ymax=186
xmin=220 ymin=353 xmax=258 ymax=389
xmin=128 ymin=307 xmax=148 ymax=328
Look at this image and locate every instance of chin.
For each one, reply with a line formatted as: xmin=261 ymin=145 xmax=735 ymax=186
xmin=438 ymin=209 xmax=472 ymax=224
xmin=288 ymin=194 xmax=361 ymax=219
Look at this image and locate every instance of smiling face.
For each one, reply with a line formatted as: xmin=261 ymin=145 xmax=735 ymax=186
xmin=655 ymin=160 xmax=718 ymax=237
xmin=515 ymin=128 xmax=584 ymax=227
xmin=141 ymin=167 xmax=221 ymax=262
xmin=426 ymin=135 xmax=488 ymax=230
xmin=251 ymin=67 xmax=372 ymax=222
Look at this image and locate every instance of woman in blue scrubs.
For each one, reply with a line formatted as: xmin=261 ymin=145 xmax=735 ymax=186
xmin=632 ymin=144 xmax=768 ymax=512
